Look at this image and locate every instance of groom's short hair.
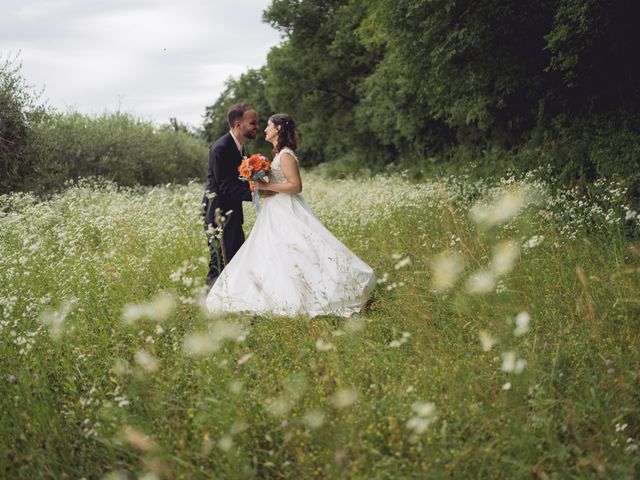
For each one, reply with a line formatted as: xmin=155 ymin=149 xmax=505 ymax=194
xmin=227 ymin=103 xmax=253 ymax=128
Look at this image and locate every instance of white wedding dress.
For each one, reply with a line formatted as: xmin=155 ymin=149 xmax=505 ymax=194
xmin=206 ymin=147 xmax=375 ymax=318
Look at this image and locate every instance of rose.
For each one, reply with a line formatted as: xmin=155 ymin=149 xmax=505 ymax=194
xmin=238 ymin=164 xmax=252 ymax=179
xmin=248 ymin=154 xmax=262 ymax=172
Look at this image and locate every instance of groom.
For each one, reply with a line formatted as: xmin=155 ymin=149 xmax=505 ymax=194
xmin=202 ymin=103 xmax=264 ymax=288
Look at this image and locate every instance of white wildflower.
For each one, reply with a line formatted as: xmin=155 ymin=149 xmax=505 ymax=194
xmin=430 ymin=251 xmax=465 ymax=292
xmin=624 ymin=440 xmax=639 ymax=454
xmin=406 ymin=417 xmax=432 ymax=434
xmin=183 ymin=320 xmax=248 ymax=357
xmin=39 ymin=299 xmax=75 ymax=340
xmin=330 ymin=388 xmax=359 ymax=408
xmin=513 ymin=311 xmax=530 ymax=336
xmin=615 ymin=423 xmax=628 ymax=432
xmin=182 ymin=332 xmax=214 ymax=357
xmin=394 ymin=256 xmax=411 ymax=270
xmin=501 ymin=351 xmax=526 ymax=374
xmin=237 ymin=352 xmax=253 ymax=365
xmin=406 ymin=401 xmax=438 ymax=434
xmin=121 ymin=292 xmax=175 ymax=325
xmin=501 ymin=351 xmax=516 ymax=372
xmin=523 ymin=235 xmax=544 ymax=251
xmin=479 ymin=330 xmax=498 ymax=352
xmin=411 ymin=401 xmax=436 ymax=417
xmin=466 ymin=269 xmax=496 ymax=294
xmin=389 ymin=331 xmax=411 ymax=348
xmin=315 ymin=339 xmax=335 ymax=352
xmin=134 ymin=349 xmax=158 ymax=372
xmin=376 ymin=272 xmax=389 ymax=285
xmin=264 ymin=397 xmax=293 ymax=417
xmin=490 ymin=241 xmax=520 ymax=276
xmin=470 ymin=188 xmax=528 ymax=227
xmin=302 ymin=410 xmax=326 ymax=430
xmin=218 ymin=435 xmax=233 ymax=452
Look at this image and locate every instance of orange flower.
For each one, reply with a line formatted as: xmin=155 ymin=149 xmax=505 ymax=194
xmin=239 ymin=166 xmax=252 ymax=179
xmin=248 ymin=154 xmax=262 ymax=172
xmin=261 ymin=159 xmax=271 ymax=171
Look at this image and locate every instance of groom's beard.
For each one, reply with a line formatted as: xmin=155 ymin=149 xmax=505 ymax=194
xmin=242 ymin=128 xmax=257 ymax=140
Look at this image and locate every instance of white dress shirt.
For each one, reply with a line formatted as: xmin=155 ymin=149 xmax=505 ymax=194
xmin=229 ymin=130 xmax=243 ymax=154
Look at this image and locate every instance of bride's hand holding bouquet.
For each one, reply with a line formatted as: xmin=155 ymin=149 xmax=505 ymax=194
xmin=238 ymin=154 xmax=274 ymax=208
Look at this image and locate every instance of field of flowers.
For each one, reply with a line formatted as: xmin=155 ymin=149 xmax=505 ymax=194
xmin=1 ymin=169 xmax=639 ymax=479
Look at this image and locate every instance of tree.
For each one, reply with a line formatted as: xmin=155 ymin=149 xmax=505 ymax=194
xmin=0 ymin=53 xmax=49 ymax=193
xmin=544 ymin=0 xmax=640 ymax=116
xmin=203 ymin=0 xmax=640 ymax=192
xmin=263 ymin=0 xmax=382 ymax=166
xmin=203 ymin=67 xmax=273 ymax=156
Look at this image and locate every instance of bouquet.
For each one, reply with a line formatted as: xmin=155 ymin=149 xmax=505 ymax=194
xmin=238 ymin=153 xmax=271 ymax=211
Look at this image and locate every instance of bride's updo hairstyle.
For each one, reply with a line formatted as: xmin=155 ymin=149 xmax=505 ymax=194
xmin=270 ymin=113 xmax=298 ymax=154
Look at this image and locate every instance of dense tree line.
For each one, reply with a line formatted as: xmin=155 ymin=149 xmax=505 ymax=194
xmin=204 ymin=0 xmax=640 ymax=194
xmin=3 ymin=3 xmax=638 ymax=195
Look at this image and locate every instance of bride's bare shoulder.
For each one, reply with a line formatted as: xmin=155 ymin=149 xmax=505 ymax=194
xmin=279 ymin=147 xmax=298 ymax=163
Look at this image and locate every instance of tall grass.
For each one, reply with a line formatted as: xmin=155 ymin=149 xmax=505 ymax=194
xmin=1 ymin=170 xmax=638 ymax=478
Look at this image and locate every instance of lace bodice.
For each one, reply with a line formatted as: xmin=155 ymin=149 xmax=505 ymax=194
xmin=269 ymin=147 xmax=298 ymax=184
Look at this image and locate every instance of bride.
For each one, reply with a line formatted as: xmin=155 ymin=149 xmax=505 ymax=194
xmin=205 ymin=113 xmax=375 ymax=318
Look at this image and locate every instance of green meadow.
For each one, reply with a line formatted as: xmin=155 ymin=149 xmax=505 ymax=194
xmin=1 ymin=170 xmax=638 ymax=479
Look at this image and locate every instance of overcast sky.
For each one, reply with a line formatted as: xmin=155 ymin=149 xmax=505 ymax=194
xmin=1 ymin=0 xmax=282 ymax=128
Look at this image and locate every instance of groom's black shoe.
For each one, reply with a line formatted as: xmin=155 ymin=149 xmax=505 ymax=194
xmin=205 ymin=274 xmax=218 ymax=289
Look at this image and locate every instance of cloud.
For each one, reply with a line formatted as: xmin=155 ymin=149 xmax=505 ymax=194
xmin=1 ymin=0 xmax=281 ymax=126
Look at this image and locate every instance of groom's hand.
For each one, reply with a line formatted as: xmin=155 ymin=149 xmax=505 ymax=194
xmin=259 ymin=190 xmax=277 ymax=198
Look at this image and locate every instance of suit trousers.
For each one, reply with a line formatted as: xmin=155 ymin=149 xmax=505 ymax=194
xmin=206 ymin=209 xmax=245 ymax=283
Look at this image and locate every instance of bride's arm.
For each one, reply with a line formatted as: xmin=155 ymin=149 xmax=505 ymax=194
xmin=254 ymin=153 xmax=302 ymax=194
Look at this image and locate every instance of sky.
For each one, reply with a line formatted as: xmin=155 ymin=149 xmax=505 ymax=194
xmin=1 ymin=0 xmax=282 ymax=128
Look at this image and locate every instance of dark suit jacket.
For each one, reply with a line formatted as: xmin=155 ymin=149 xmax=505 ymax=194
xmin=202 ymin=132 xmax=252 ymax=227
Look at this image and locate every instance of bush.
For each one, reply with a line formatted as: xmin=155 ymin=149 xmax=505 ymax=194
xmin=544 ymin=115 xmax=640 ymax=201
xmin=1 ymin=55 xmax=208 ymax=195
xmin=31 ymin=113 xmax=208 ymax=192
